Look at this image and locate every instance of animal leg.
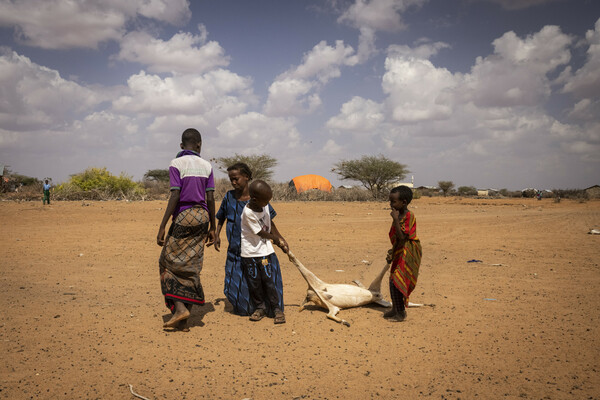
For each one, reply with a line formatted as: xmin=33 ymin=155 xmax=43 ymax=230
xmin=352 ymin=280 xmax=366 ymax=289
xmin=326 ymin=312 xmax=350 ymax=327
xmin=299 ymin=297 xmax=312 ymax=312
xmin=374 ymin=299 xmax=392 ymax=307
xmin=325 ymin=305 xmax=350 ymax=327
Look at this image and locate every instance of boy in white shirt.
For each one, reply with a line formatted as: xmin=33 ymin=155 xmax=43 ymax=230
xmin=241 ymin=180 xmax=289 ymax=324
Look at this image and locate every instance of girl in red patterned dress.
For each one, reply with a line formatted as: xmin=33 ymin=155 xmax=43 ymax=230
xmin=384 ymin=185 xmax=422 ymax=322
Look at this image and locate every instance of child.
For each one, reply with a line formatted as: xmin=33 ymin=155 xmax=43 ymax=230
xmin=240 ymin=180 xmax=288 ymax=324
xmin=211 ymin=163 xmax=285 ymax=316
xmin=43 ymin=179 xmax=51 ymax=205
xmin=156 ymin=128 xmax=216 ymax=331
xmin=384 ymin=185 xmax=422 ymax=322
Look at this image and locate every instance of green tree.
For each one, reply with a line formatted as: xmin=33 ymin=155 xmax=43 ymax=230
xmin=332 ymin=155 xmax=409 ymax=199
xmin=144 ymin=169 xmax=170 ymax=182
xmin=457 ymin=186 xmax=477 ymax=196
xmin=212 ymin=154 xmax=277 ymax=181
xmin=438 ymin=181 xmax=455 ymax=196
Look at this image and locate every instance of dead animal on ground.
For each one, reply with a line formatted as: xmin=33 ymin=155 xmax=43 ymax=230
xmin=287 ymin=251 xmax=392 ymax=327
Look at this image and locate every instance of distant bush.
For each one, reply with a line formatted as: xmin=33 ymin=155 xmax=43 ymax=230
xmin=143 ymin=180 xmax=170 ymax=200
xmin=54 ymin=167 xmax=146 ymax=200
xmin=457 ymin=186 xmax=477 ymax=196
xmin=10 ymin=173 xmax=40 ymax=187
xmin=552 ymin=188 xmax=587 ymax=200
xmin=0 ymin=183 xmax=44 ymax=201
xmin=521 ymin=189 xmax=536 ymax=198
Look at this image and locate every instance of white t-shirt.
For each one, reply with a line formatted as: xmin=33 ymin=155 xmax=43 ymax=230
xmin=240 ymin=204 xmax=275 ymax=258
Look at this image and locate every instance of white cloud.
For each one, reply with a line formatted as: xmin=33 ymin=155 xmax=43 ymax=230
xmin=382 ymin=54 xmax=456 ymax=123
xmin=72 ymin=111 xmax=140 ymax=149
xmin=322 ymin=139 xmax=343 ymax=155
xmin=356 ymin=27 xmax=377 ymax=62
xmin=562 ymin=18 xmax=600 ymax=99
xmin=284 ymin=40 xmax=358 ymax=83
xmin=337 ymin=0 xmax=428 ymax=62
xmin=263 ymin=78 xmax=321 ymax=117
xmin=325 ymin=23 xmax=598 ymax=187
xmin=560 ymin=141 xmax=600 ymax=161
xmin=326 ymin=96 xmax=384 ymax=131
xmin=387 ymin=40 xmax=450 ymax=60
xmin=567 ymin=99 xmax=600 ymax=121
xmin=136 ymin=0 xmax=190 ymax=25
xmin=461 ymin=26 xmax=572 ymax=108
xmin=264 ymin=40 xmax=357 ymax=116
xmin=113 ymin=69 xmax=255 ymax=118
xmin=115 ymin=30 xmax=230 ymax=74
xmin=0 ymin=49 xmax=104 ymax=131
xmin=338 ymin=0 xmax=427 ymax=32
xmin=216 ymin=112 xmax=300 ymax=151
xmin=0 ymin=0 xmax=190 ymax=49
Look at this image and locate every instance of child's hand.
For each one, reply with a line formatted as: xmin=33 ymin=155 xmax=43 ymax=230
xmin=205 ymin=229 xmax=216 ymax=247
xmin=390 ymin=209 xmax=400 ymax=220
xmin=386 ymin=248 xmax=393 ymax=264
xmin=277 ymin=238 xmax=289 ymax=254
xmin=157 ymin=227 xmax=166 ymax=246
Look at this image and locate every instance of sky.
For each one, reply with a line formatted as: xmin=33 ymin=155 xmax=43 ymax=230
xmin=0 ymin=0 xmax=599 ymax=190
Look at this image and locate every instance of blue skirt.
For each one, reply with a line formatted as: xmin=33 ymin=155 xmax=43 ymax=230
xmin=224 ymin=250 xmax=284 ymax=317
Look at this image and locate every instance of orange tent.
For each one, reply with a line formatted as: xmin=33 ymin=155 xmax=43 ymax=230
xmin=289 ymin=174 xmax=332 ymax=193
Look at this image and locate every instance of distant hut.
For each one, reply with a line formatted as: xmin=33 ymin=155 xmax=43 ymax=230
xmin=289 ymin=174 xmax=332 ymax=193
xmin=585 ymin=185 xmax=600 ymax=199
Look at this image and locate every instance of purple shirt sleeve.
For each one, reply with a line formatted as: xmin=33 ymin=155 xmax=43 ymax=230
xmin=206 ymin=169 xmax=215 ymax=191
xmin=169 ymin=166 xmax=181 ymax=190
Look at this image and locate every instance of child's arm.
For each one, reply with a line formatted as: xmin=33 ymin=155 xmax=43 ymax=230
xmin=205 ymin=191 xmax=216 ymax=247
xmin=270 ymin=221 xmax=289 ymax=253
xmin=390 ymin=209 xmax=408 ymax=246
xmin=212 ymin=219 xmax=224 ymax=251
xmin=157 ymin=189 xmax=180 ymax=246
xmin=255 ymin=223 xmax=289 ymax=253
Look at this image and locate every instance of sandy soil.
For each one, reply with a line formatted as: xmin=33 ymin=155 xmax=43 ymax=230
xmin=1 ymin=197 xmax=599 ymax=400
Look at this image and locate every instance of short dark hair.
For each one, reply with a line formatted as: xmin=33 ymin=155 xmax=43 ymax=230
xmin=249 ymin=179 xmax=272 ymax=199
xmin=390 ymin=185 xmax=413 ymax=204
xmin=227 ymin=162 xmax=252 ymax=179
xmin=181 ymin=128 xmax=202 ymax=146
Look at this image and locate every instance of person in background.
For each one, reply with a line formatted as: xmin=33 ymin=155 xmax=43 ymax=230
xmin=43 ymin=179 xmax=51 ymax=205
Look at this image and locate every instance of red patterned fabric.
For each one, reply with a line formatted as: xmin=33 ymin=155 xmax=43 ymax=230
xmin=389 ymin=210 xmax=422 ymax=304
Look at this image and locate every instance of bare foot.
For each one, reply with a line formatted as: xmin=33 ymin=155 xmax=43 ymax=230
xmin=163 ymin=309 xmax=190 ymax=328
xmin=177 ymin=320 xmax=190 ymax=332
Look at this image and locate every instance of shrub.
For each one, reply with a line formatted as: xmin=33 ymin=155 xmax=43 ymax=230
xmin=54 ymin=167 xmax=147 ymax=200
xmin=457 ymin=186 xmax=477 ymax=196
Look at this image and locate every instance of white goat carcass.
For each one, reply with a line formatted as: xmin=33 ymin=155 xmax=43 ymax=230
xmin=287 ymin=251 xmax=392 ymax=327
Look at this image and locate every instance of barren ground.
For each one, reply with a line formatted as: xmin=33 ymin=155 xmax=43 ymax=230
xmin=1 ymin=197 xmax=599 ymax=399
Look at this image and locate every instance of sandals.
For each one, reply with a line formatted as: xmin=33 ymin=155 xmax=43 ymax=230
xmin=250 ymin=309 xmax=266 ymax=321
xmin=250 ymin=308 xmax=286 ymax=324
xmin=274 ymin=310 xmax=286 ymax=324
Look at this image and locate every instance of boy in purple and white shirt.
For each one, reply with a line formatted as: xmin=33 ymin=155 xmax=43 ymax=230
xmin=168 ymin=147 xmax=215 ymax=218
xmin=156 ymin=128 xmax=216 ymax=331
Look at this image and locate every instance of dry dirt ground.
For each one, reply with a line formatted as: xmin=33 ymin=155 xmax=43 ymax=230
xmin=1 ymin=197 xmax=599 ymax=400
